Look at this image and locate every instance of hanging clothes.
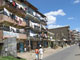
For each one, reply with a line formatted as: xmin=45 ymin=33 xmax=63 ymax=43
xmin=4 ymin=8 xmax=10 ymax=16
xmin=33 ymin=12 xmax=36 ymax=16
xmin=10 ymin=26 xmax=17 ymax=32
xmin=9 ymin=0 xmax=13 ymax=3
xmin=15 ymin=15 xmax=23 ymax=25
xmin=18 ymin=19 xmax=22 ymax=25
xmin=41 ymin=32 xmax=45 ymax=37
xmin=34 ymin=23 xmax=40 ymax=27
xmin=19 ymin=29 xmax=25 ymax=33
xmin=10 ymin=13 xmax=15 ymax=19
xmin=16 ymin=3 xmax=24 ymax=9
xmin=36 ymin=13 xmax=41 ymax=18
xmin=30 ymin=31 xmax=37 ymax=37
xmin=24 ymin=8 xmax=27 ymax=11
xmin=15 ymin=15 xmax=19 ymax=21
xmin=12 ymin=1 xmax=16 ymax=6
xmin=18 ymin=18 xmax=23 ymax=25
xmin=29 ymin=21 xmax=34 ymax=28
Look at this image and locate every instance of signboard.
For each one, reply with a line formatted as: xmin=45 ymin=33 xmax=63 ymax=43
xmin=3 ymin=31 xmax=19 ymax=38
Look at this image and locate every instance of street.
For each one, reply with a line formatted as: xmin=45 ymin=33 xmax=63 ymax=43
xmin=43 ymin=45 xmax=80 ymax=60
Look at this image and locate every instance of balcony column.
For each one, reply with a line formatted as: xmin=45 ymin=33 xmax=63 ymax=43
xmin=29 ymin=39 xmax=31 ymax=51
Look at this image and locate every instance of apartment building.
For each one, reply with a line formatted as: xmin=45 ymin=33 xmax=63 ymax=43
xmin=47 ymin=31 xmax=56 ymax=48
xmin=71 ymin=30 xmax=80 ymax=43
xmin=49 ymin=26 xmax=70 ymax=46
xmin=0 ymin=0 xmax=47 ymax=52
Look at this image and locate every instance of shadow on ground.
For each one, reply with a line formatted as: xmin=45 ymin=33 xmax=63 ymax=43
xmin=75 ymin=54 xmax=80 ymax=56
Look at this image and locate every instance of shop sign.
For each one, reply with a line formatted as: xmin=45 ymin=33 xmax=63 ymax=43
xmin=3 ymin=31 xmax=19 ymax=38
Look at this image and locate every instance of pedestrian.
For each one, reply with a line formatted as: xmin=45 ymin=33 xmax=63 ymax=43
xmin=78 ymin=42 xmax=80 ymax=49
xmin=35 ymin=47 xmax=39 ymax=60
xmin=39 ymin=46 xmax=44 ymax=60
xmin=61 ymin=44 xmax=63 ymax=48
xmin=24 ymin=45 xmax=27 ymax=52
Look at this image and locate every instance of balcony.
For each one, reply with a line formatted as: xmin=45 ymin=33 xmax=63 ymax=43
xmin=0 ymin=14 xmax=27 ymax=27
xmin=40 ymin=18 xmax=47 ymax=25
xmin=18 ymin=34 xmax=27 ymax=40
xmin=26 ymin=12 xmax=47 ymax=25
xmin=25 ymin=27 xmax=41 ymax=33
xmin=26 ymin=13 xmax=40 ymax=23
xmin=0 ymin=14 xmax=17 ymax=25
xmin=30 ymin=27 xmax=41 ymax=33
xmin=41 ymin=33 xmax=48 ymax=39
xmin=40 ymin=21 xmax=47 ymax=25
xmin=0 ymin=2 xmax=26 ymax=18
xmin=29 ymin=36 xmax=41 ymax=41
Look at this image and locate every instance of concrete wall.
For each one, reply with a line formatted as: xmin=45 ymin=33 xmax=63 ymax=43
xmin=0 ymin=0 xmax=3 ymax=6
xmin=49 ymin=26 xmax=70 ymax=41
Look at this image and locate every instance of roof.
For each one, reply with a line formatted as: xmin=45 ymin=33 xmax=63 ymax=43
xmin=49 ymin=26 xmax=70 ymax=30
xmin=16 ymin=0 xmax=46 ymax=18
xmin=24 ymin=1 xmax=46 ymax=17
xmin=36 ymin=11 xmax=46 ymax=17
xmin=24 ymin=1 xmax=38 ymax=11
xmin=15 ymin=0 xmax=38 ymax=11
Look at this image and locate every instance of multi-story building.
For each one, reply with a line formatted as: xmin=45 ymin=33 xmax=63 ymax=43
xmin=69 ymin=30 xmax=75 ymax=44
xmin=0 ymin=0 xmax=47 ymax=52
xmin=47 ymin=31 xmax=56 ymax=48
xmin=49 ymin=26 xmax=70 ymax=46
xmin=71 ymin=30 xmax=80 ymax=43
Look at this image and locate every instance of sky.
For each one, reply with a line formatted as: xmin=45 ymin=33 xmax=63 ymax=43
xmin=28 ymin=0 xmax=80 ymax=31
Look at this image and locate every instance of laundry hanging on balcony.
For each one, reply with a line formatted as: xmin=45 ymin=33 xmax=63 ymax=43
xmin=30 ymin=31 xmax=37 ymax=37
xmin=44 ymin=34 xmax=48 ymax=38
xmin=36 ymin=13 xmax=41 ymax=18
xmin=30 ymin=21 xmax=40 ymax=29
xmin=10 ymin=26 xmax=17 ymax=33
xmin=19 ymin=29 xmax=25 ymax=33
xmin=16 ymin=3 xmax=25 ymax=10
xmin=15 ymin=15 xmax=23 ymax=25
xmin=34 ymin=23 xmax=40 ymax=27
xmin=4 ymin=8 xmax=10 ymax=16
xmin=29 ymin=21 xmax=34 ymax=28
xmin=10 ymin=13 xmax=15 ymax=19
xmin=18 ymin=18 xmax=23 ymax=25
xmin=12 ymin=1 xmax=16 ymax=6
xmin=33 ymin=11 xmax=36 ymax=16
xmin=9 ymin=0 xmax=13 ymax=3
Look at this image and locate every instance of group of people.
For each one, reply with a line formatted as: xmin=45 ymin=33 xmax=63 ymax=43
xmin=35 ymin=45 xmax=44 ymax=60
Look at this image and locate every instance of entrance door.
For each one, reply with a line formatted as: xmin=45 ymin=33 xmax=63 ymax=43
xmin=0 ymin=43 xmax=3 ymax=54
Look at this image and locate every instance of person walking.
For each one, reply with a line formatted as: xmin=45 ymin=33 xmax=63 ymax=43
xmin=78 ymin=42 xmax=80 ymax=49
xmin=39 ymin=46 xmax=44 ymax=60
xmin=35 ymin=47 xmax=39 ymax=60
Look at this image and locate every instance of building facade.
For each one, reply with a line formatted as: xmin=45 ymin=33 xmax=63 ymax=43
xmin=0 ymin=0 xmax=47 ymax=52
xmin=71 ymin=30 xmax=80 ymax=43
xmin=49 ymin=26 xmax=70 ymax=46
